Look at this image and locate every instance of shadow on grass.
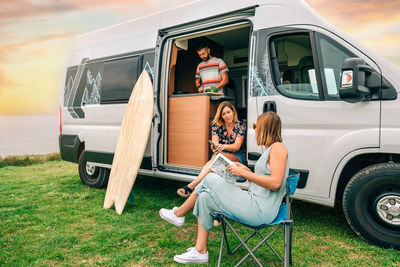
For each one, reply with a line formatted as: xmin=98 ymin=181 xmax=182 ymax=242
xmin=133 ymin=174 xmax=352 ymax=234
xmin=131 ymin=174 xmax=359 ymax=247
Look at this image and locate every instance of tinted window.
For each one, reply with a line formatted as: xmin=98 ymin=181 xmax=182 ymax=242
xmin=316 ymin=33 xmax=355 ymax=98
xmin=270 ymin=33 xmax=320 ymax=100
xmin=82 ymin=61 xmax=103 ymax=105
xmin=64 ymin=67 xmax=77 ymax=106
xmin=101 ymin=56 xmax=140 ymax=103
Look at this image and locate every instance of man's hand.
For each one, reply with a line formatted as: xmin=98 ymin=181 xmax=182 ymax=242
xmin=198 ymin=86 xmax=204 ymax=93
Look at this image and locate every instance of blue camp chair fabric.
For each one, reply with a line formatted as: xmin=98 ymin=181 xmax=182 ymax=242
xmin=216 ymin=169 xmax=300 ymax=267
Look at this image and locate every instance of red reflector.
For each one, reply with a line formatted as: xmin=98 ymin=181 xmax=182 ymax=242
xmin=59 ymin=105 xmax=62 ymax=134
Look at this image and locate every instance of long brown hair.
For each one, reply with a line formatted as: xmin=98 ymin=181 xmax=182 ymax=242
xmin=212 ymin=101 xmax=238 ymax=126
xmin=255 ymin=112 xmax=282 ymax=147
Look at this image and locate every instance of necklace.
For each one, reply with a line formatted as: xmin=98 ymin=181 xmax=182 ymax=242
xmin=225 ymin=123 xmax=234 ymax=138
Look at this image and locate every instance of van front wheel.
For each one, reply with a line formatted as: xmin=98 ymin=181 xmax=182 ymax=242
xmin=343 ymin=163 xmax=400 ymax=249
xmin=78 ymin=151 xmax=110 ymax=188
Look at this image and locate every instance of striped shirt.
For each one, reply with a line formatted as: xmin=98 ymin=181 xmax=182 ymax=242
xmin=195 ymin=57 xmax=228 ymax=93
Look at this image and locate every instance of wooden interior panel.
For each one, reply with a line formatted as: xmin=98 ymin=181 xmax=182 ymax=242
xmin=168 ymin=95 xmax=210 ymax=167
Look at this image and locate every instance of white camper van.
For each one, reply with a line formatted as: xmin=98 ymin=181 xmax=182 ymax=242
xmin=59 ymin=0 xmax=400 ymax=249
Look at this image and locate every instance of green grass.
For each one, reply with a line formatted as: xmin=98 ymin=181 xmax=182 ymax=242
xmin=0 ymin=157 xmax=399 ymax=266
xmin=0 ymin=153 xmax=60 ymax=168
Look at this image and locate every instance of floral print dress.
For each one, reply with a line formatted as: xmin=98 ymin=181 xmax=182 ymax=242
xmin=211 ymin=120 xmax=246 ymax=154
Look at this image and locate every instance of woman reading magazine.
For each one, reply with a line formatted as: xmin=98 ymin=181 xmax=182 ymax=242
xmin=176 ymin=101 xmax=246 ymax=197
xmin=159 ymin=111 xmax=289 ymax=264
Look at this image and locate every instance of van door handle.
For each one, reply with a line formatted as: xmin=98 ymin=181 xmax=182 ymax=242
xmin=263 ymin=101 xmax=277 ymax=113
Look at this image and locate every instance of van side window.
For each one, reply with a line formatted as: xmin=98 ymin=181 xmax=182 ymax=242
xmin=101 ymin=56 xmax=140 ymax=103
xmin=270 ymin=33 xmax=320 ymax=100
xmin=82 ymin=62 xmax=104 ymax=105
xmin=316 ymin=33 xmax=355 ymax=99
xmin=64 ymin=67 xmax=77 ymax=106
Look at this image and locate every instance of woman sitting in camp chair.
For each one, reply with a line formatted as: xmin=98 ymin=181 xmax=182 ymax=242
xmin=160 ymin=112 xmax=289 ymax=264
xmin=176 ymin=101 xmax=246 ymax=197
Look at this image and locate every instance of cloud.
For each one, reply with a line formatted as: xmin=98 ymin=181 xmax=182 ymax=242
xmin=0 ymin=32 xmax=76 ymax=57
xmin=0 ymin=0 xmax=155 ymax=24
xmin=306 ymin=0 xmax=400 ymax=25
xmin=0 ymin=1 xmax=75 ymax=23
xmin=0 ymin=67 xmax=19 ymax=94
xmin=0 ymin=0 xmax=192 ymax=26
xmin=305 ymin=0 xmax=400 ymax=67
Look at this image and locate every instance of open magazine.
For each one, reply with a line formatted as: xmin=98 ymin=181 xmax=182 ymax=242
xmin=209 ymin=153 xmax=243 ymax=183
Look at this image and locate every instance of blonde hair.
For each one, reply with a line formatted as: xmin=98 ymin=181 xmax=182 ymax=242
xmin=212 ymin=101 xmax=238 ymax=126
xmin=255 ymin=112 xmax=282 ymax=147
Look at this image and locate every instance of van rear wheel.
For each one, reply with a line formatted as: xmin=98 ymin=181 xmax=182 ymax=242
xmin=78 ymin=151 xmax=110 ymax=188
xmin=343 ymin=163 xmax=400 ymax=249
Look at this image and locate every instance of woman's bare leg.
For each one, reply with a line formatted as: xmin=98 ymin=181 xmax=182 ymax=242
xmin=221 ymin=152 xmax=240 ymax=162
xmin=174 ymin=192 xmax=198 ymax=217
xmin=195 ymin=219 xmax=209 ymax=254
xmin=187 ymin=159 xmax=213 ymax=189
xmin=178 ymin=153 xmax=240 ymax=197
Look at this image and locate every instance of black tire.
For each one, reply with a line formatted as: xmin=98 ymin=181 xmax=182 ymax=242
xmin=343 ymin=163 xmax=400 ymax=249
xmin=78 ymin=151 xmax=110 ymax=189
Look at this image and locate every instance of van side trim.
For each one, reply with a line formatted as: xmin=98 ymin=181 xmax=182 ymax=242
xmin=291 ymin=169 xmax=309 ymax=189
xmin=85 ymin=151 xmax=152 ymax=170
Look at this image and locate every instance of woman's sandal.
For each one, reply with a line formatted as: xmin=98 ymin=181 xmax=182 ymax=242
xmin=177 ymin=185 xmax=193 ymax=198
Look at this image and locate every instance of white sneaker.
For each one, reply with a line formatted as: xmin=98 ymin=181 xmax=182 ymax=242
xmin=159 ymin=206 xmax=185 ymax=227
xmin=174 ymin=247 xmax=209 ymax=264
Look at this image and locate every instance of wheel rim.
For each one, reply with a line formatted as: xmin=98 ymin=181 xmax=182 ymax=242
xmin=375 ymin=194 xmax=400 ymax=226
xmin=85 ymin=162 xmax=96 ymax=176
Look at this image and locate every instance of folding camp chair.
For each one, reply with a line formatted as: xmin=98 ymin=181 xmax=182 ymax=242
xmin=216 ymin=169 xmax=300 ymax=267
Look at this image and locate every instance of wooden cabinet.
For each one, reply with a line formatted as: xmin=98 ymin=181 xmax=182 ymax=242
xmin=168 ymin=95 xmax=217 ymax=167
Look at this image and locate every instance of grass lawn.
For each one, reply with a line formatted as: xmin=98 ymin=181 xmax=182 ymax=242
xmin=0 ymin=157 xmax=399 ymax=266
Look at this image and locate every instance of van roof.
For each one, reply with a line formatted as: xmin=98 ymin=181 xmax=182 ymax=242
xmin=72 ymin=0 xmax=325 ymax=53
xmin=67 ymin=0 xmax=399 ymax=85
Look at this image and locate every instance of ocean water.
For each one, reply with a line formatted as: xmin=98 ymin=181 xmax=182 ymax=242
xmin=0 ymin=114 xmax=59 ymax=158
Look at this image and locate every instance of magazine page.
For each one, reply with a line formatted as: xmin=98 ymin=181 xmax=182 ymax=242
xmin=209 ymin=153 xmax=242 ymax=183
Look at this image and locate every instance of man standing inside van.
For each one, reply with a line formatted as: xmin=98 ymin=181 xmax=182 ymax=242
xmin=195 ymin=43 xmax=229 ymax=94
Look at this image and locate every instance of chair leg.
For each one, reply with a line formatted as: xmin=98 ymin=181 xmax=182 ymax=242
xmin=232 ymin=230 xmax=257 ymax=254
xmin=289 ymin=224 xmax=293 ymax=265
xmin=221 ymin=217 xmax=232 ymax=255
xmin=224 ymin=219 xmax=263 ymax=267
xmin=255 ymin=225 xmax=284 ymax=263
xmin=218 ymin=230 xmax=224 ymax=267
xmin=284 ymin=222 xmax=291 ymax=267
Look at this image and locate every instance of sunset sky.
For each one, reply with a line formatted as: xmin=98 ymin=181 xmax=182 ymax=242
xmin=0 ymin=0 xmax=399 ymax=115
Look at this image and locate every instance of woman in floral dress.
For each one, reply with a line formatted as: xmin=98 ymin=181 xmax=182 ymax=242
xmin=177 ymin=101 xmax=246 ymax=197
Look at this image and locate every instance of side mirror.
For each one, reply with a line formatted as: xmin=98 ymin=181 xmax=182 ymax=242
xmin=339 ymin=58 xmax=372 ymax=103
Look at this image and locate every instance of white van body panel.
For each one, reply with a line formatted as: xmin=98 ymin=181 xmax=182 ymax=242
xmin=381 ymin=97 xmax=400 ymax=153
xmin=300 ymin=147 xmax=381 ymax=206
xmin=81 ymin=105 xmax=126 ymax=153
xmin=59 ymin=0 xmax=400 ymax=249
xmin=60 ymin=0 xmax=400 ymax=204
xmin=250 ymin=95 xmax=380 ymax=200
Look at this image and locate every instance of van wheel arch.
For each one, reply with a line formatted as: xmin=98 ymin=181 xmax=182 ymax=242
xmin=342 ymin=162 xmax=400 ymax=249
xmin=77 ymin=142 xmax=85 ymax=162
xmin=336 ymin=153 xmax=399 ymax=201
xmin=78 ymin=149 xmax=110 ymax=189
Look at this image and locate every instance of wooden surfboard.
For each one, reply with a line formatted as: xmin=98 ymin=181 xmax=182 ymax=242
xmin=103 ymin=70 xmax=153 ymax=215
